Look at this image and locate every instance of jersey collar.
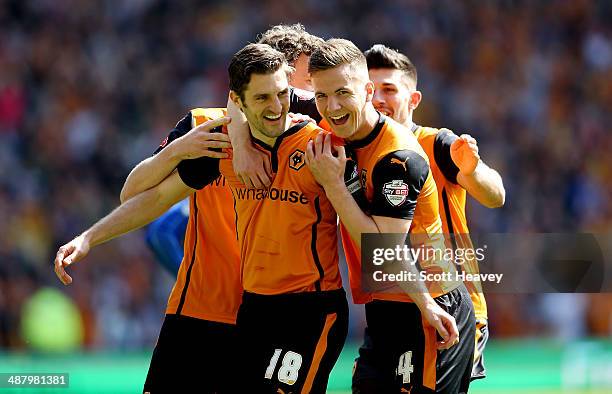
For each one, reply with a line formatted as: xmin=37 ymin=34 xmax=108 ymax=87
xmin=251 ymin=121 xmax=310 ymax=151
xmin=346 ymin=113 xmax=386 ymax=150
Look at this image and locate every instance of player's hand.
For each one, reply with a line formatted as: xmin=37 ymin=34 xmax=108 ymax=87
xmin=305 ymin=131 xmax=346 ymax=189
xmin=421 ymin=301 xmax=460 ymax=350
xmin=233 ymin=143 xmax=273 ymax=189
xmin=54 ymin=234 xmax=91 ymax=285
xmin=173 ymin=117 xmax=232 ymax=160
xmin=450 ymin=134 xmax=480 ymax=175
xmin=289 ymin=112 xmax=317 ymax=125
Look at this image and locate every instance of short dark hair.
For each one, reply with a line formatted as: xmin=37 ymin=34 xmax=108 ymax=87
xmin=257 ymin=24 xmax=323 ymax=65
xmin=308 ymin=38 xmax=367 ymax=74
xmin=228 ymin=43 xmax=289 ymax=99
xmin=364 ymin=44 xmax=418 ymax=85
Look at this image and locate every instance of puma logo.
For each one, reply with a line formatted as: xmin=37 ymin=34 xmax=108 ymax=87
xmin=391 ymin=157 xmax=409 ymax=171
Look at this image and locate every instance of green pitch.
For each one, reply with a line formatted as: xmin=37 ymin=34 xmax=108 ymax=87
xmin=1 ymin=339 xmax=611 ymax=393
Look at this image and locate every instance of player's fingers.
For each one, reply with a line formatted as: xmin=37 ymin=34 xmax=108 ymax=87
xmin=201 ymin=132 xmax=231 ymax=142
xmin=306 ymin=140 xmax=315 ymax=164
xmin=466 ymin=145 xmax=479 ymax=159
xmin=197 ymin=116 xmax=231 ymax=132
xmin=256 ymin=166 xmax=272 ymax=188
xmin=461 ymin=134 xmax=476 ymax=144
xmin=54 ymin=256 xmax=72 ymax=285
xmin=60 ymin=270 xmax=73 ymax=285
xmin=256 ymin=173 xmax=271 ymax=190
xmin=200 ymin=150 xmax=230 ymax=159
xmin=243 ymin=176 xmax=255 ymax=189
xmin=288 ymin=112 xmax=301 ymax=124
xmin=62 ymin=269 xmax=73 ymax=285
xmin=54 ymin=257 xmax=67 ymax=284
xmin=238 ymin=175 xmax=249 ymax=189
xmin=56 ymin=243 xmax=74 ymax=262
xmin=314 ymin=132 xmax=324 ymax=156
xmin=337 ymin=145 xmax=347 ymax=162
xmin=262 ymin=156 xmax=273 ymax=181
xmin=323 ymin=133 xmax=332 ymax=156
xmin=438 ymin=317 xmax=459 ymax=350
xmin=252 ymin=178 xmax=264 ymax=190
xmin=64 ymin=245 xmax=86 ymax=266
xmin=55 ymin=247 xmax=67 ymax=268
xmin=451 ymin=138 xmax=465 ymax=151
xmin=249 ymin=172 xmax=264 ymax=189
xmin=433 ymin=319 xmax=450 ymax=347
xmin=467 ymin=141 xmax=479 ymax=152
xmin=237 ymin=173 xmax=248 ymax=188
xmin=201 ymin=140 xmax=232 ymax=149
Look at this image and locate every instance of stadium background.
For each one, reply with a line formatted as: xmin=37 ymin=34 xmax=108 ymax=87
xmin=1 ymin=0 xmax=611 ymax=392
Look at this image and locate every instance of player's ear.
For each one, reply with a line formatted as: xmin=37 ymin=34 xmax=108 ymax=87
xmin=410 ymin=90 xmax=422 ymax=111
xmin=229 ymin=91 xmax=244 ymax=111
xmin=365 ymin=80 xmax=375 ymax=103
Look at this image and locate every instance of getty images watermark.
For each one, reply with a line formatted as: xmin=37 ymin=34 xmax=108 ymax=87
xmin=371 ymin=243 xmax=503 ymax=285
xmin=361 ymin=233 xmax=612 ymax=294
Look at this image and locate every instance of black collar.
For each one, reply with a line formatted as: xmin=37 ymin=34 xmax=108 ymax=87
xmin=251 ymin=121 xmax=310 ymax=151
xmin=345 ymin=113 xmax=386 ymax=150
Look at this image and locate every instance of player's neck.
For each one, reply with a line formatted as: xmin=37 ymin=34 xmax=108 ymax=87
xmin=252 ymin=130 xmax=276 ymax=147
xmin=249 ymin=117 xmax=291 ymax=148
xmin=346 ymin=105 xmax=380 ymax=142
xmin=401 ymin=115 xmax=414 ymax=130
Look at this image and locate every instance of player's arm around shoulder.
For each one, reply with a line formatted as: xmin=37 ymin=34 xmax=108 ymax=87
xmin=225 ymin=96 xmax=272 ymax=189
xmin=120 ymin=113 xmax=231 ymax=202
xmin=435 ymin=128 xmax=505 ymax=208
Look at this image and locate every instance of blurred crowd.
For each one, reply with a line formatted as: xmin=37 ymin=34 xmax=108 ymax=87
xmin=1 ymin=0 xmax=611 ymax=350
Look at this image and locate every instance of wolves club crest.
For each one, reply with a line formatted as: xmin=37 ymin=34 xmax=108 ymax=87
xmin=289 ymin=149 xmax=305 ymax=171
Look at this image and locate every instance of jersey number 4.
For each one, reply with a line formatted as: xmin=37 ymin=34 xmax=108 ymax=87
xmin=397 ymin=351 xmax=414 ymax=384
xmin=265 ymin=349 xmax=303 ymax=385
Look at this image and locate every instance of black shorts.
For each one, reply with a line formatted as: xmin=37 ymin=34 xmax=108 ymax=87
xmin=143 ymin=314 xmax=237 ymax=393
xmin=237 ymin=289 xmax=349 ymax=393
xmin=353 ymin=286 xmax=475 ymax=394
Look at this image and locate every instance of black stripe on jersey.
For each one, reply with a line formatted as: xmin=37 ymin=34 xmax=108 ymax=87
xmin=311 ymin=196 xmax=324 ymax=292
xmin=345 ymin=114 xmax=386 ymax=150
xmin=434 ymin=129 xmax=460 ymax=184
xmin=441 ymin=188 xmax=462 ymax=275
xmin=232 ymin=194 xmax=239 ymax=241
xmin=176 ymin=194 xmax=199 ymax=315
xmin=441 ymin=188 xmax=456 ymax=236
xmin=252 ymin=120 xmax=310 ymax=172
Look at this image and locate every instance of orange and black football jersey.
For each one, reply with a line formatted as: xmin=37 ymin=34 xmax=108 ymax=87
xmin=336 ymin=115 xmax=460 ymax=304
xmin=157 ymin=108 xmax=242 ymax=324
xmin=177 ymin=120 xmax=342 ymax=295
xmin=414 ymin=125 xmax=487 ymax=322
